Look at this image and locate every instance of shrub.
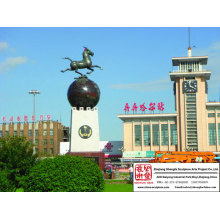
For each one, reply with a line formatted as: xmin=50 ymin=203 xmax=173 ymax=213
xmin=21 ymin=155 xmax=104 ymax=192
xmin=0 ymin=136 xmax=38 ymax=189
xmin=0 ymin=170 xmax=15 ymax=192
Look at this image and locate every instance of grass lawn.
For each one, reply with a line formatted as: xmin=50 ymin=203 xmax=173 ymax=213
xmin=104 ymin=180 xmax=133 ymax=192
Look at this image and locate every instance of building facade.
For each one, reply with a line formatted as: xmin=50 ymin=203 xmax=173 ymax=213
xmin=118 ymin=47 xmax=220 ymax=157
xmin=0 ymin=120 xmax=69 ymax=156
xmin=60 ymin=141 xmax=123 ymax=158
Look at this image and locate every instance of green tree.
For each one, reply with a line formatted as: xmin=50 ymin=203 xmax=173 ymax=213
xmin=0 ymin=136 xmax=38 ymax=190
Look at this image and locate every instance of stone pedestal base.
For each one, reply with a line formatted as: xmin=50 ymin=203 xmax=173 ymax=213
xmin=67 ymin=152 xmax=105 ymax=170
xmin=70 ymin=107 xmax=100 ymax=152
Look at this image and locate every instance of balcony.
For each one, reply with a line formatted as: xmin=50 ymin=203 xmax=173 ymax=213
xmin=169 ymin=69 xmax=211 ymax=81
xmin=170 ymin=69 xmax=209 ymax=73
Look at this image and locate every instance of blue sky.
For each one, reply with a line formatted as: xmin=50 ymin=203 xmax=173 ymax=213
xmin=1 ymin=27 xmax=220 ymax=141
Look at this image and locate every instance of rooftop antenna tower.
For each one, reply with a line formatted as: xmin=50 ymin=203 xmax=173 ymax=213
xmin=188 ymin=27 xmax=191 ymax=48
xmin=219 ymin=85 xmax=220 ymax=102
xmin=188 ymin=27 xmax=192 ymax=57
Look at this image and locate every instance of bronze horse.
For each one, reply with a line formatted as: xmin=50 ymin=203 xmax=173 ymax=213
xmin=61 ymin=47 xmax=103 ymax=77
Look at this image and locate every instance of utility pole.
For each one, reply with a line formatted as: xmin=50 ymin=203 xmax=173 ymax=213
xmin=28 ymin=90 xmax=40 ymax=154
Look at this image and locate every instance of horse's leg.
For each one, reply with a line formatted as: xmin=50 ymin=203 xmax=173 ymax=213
xmin=61 ymin=68 xmax=71 ymax=73
xmin=87 ymin=67 xmax=94 ymax=74
xmin=63 ymin=57 xmax=73 ymax=62
xmin=91 ymin=65 xmax=103 ymax=70
xmin=75 ymin=70 xmax=83 ymax=76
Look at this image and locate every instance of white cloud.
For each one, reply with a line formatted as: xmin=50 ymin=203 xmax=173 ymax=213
xmin=110 ymin=77 xmax=172 ymax=92
xmin=0 ymin=57 xmax=27 ymax=73
xmin=111 ymin=41 xmax=220 ymax=92
xmin=0 ymin=42 xmax=8 ymax=52
xmin=210 ymin=41 xmax=220 ymax=51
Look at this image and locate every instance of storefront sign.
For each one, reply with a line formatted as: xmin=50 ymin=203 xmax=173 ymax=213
xmin=146 ymin=151 xmax=155 ymax=157
xmin=123 ymin=151 xmax=146 ymax=158
xmin=133 ymin=163 xmax=219 ymax=192
xmin=123 ymin=151 xmax=155 ymax=158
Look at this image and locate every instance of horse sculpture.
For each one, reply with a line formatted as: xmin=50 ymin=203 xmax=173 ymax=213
xmin=61 ymin=47 xmax=103 ymax=77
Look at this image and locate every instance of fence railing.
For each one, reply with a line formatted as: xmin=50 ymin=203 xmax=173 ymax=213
xmin=170 ymin=69 xmax=210 ymax=73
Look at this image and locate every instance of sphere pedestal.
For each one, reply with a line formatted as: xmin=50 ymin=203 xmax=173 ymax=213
xmin=67 ymin=77 xmax=100 ymax=109
xmin=67 ymin=77 xmax=104 ymax=170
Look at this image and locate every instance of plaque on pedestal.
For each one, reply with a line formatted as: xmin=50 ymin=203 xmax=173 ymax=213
xmin=70 ymin=107 xmax=100 ymax=152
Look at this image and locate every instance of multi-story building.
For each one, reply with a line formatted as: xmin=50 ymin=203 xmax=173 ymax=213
xmin=0 ymin=120 xmax=69 ymax=156
xmin=118 ymin=46 xmax=220 ymax=160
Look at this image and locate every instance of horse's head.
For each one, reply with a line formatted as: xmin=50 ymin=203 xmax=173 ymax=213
xmin=83 ymin=47 xmax=94 ymax=56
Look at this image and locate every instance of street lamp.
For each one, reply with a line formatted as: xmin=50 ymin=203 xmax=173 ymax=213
xmin=28 ymin=90 xmax=40 ymax=154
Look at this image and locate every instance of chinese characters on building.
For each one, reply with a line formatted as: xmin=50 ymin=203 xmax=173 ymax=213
xmin=1 ymin=115 xmax=51 ymax=123
xmin=124 ymin=102 xmax=165 ymax=113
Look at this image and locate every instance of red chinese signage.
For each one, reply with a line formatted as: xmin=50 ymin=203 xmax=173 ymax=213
xmin=131 ymin=103 xmax=138 ymax=113
xmin=24 ymin=116 xmax=28 ymax=122
xmin=124 ymin=103 xmax=130 ymax=112
xmin=124 ymin=102 xmax=165 ymax=113
xmin=140 ymin=103 xmax=147 ymax=112
xmin=1 ymin=115 xmax=51 ymax=123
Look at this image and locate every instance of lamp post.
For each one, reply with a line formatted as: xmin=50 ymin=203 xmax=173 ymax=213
xmin=28 ymin=90 xmax=40 ymax=154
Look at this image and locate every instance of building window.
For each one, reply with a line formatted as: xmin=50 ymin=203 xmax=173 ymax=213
xmin=49 ymin=148 xmax=53 ymax=155
xmin=29 ymin=130 xmax=32 ymax=137
xmin=161 ymin=124 xmax=168 ymax=146
xmin=144 ymin=125 xmax=150 ymax=146
xmin=209 ymin=123 xmax=216 ymax=145
xmin=50 ymin=129 xmax=54 ymax=136
xmin=35 ymin=148 xmax=39 ymax=154
xmin=185 ymin=77 xmax=195 ymax=80
xmin=14 ymin=131 xmax=17 ymax=136
xmin=218 ymin=124 xmax=220 ymax=144
xmin=152 ymin=124 xmax=159 ymax=146
xmin=208 ymin=113 xmax=215 ymax=117
xmin=0 ymin=131 xmax=2 ymax=137
xmin=170 ymin=124 xmax=177 ymax=145
xmin=43 ymin=139 xmax=47 ymax=145
xmin=217 ymin=113 xmax=220 ymax=117
xmin=35 ymin=139 xmax=39 ymax=145
xmin=20 ymin=130 xmax=24 ymax=136
xmin=50 ymin=139 xmax=54 ymax=145
xmin=43 ymin=130 xmax=47 ymax=136
xmin=44 ymin=148 xmax=47 ymax=154
xmin=134 ymin=125 xmax=141 ymax=146
xmin=35 ymin=130 xmax=39 ymax=136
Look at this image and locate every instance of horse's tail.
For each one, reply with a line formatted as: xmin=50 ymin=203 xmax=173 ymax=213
xmin=63 ymin=57 xmax=73 ymax=62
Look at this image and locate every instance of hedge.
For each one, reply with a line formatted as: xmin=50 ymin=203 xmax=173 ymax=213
xmin=21 ymin=155 xmax=104 ymax=192
xmin=0 ymin=170 xmax=15 ymax=192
